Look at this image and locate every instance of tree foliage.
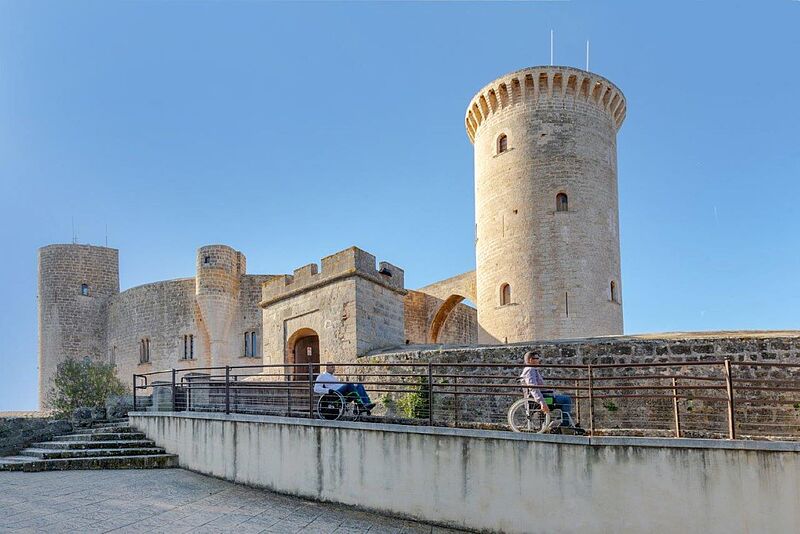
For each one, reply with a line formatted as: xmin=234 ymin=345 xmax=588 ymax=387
xmin=48 ymin=357 xmax=127 ymax=417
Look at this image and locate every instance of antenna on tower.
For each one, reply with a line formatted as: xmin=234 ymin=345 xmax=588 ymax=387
xmin=105 ymin=223 xmax=108 ymax=247
xmin=71 ymin=217 xmax=76 ymax=244
xmin=550 ymin=30 xmax=554 ymax=66
xmin=586 ymin=40 xmax=590 ymax=71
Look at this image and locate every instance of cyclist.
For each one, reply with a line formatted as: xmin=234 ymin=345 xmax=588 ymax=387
xmin=520 ymin=350 xmax=573 ymax=421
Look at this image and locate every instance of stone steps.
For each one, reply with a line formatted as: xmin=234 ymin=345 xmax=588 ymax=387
xmin=0 ymin=422 xmax=177 ymax=472
xmin=19 ymin=447 xmax=167 ymax=459
xmin=32 ymin=439 xmax=156 ymax=450
xmin=52 ymin=432 xmax=147 ymax=441
xmin=0 ymin=454 xmax=177 ymax=472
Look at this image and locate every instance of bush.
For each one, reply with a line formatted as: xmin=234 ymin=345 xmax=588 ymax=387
xmin=48 ymin=357 xmax=127 ymax=418
xmin=397 ymin=376 xmax=431 ymax=419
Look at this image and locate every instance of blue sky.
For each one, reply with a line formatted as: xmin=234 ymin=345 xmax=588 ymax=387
xmin=1 ymin=1 xmax=798 ymax=411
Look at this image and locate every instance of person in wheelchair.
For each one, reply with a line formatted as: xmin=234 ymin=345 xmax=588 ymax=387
xmin=520 ymin=351 xmax=573 ymax=426
xmin=314 ymin=362 xmax=376 ymax=414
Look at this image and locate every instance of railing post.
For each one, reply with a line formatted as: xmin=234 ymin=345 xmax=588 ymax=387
xmin=132 ymin=375 xmax=137 ymax=412
xmin=672 ymin=377 xmax=681 ymax=438
xmin=224 ymin=366 xmax=231 ymax=414
xmin=724 ymin=358 xmax=736 ymax=440
xmin=454 ymin=376 xmax=459 ymax=428
xmin=171 ymin=369 xmax=176 ymax=411
xmin=427 ymin=363 xmax=434 ymax=426
xmin=587 ymin=364 xmax=595 ymax=436
xmin=575 ymin=379 xmax=581 ymax=426
xmin=308 ymin=362 xmax=315 ymax=418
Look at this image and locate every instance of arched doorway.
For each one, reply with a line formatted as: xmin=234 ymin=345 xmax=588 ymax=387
xmin=287 ymin=328 xmax=320 ymax=381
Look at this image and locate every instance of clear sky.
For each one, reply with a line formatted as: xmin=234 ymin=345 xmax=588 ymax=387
xmin=1 ymin=1 xmax=798 ymax=411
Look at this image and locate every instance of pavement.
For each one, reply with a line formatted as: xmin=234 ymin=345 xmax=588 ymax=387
xmin=0 ymin=469 xmax=463 ymax=533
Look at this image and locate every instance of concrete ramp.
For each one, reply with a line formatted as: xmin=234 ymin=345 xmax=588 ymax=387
xmin=130 ymin=411 xmax=800 ymax=534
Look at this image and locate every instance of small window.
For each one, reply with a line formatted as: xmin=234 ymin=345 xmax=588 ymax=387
xmin=203 ymin=255 xmax=211 ymax=265
xmin=610 ymin=281 xmax=618 ymax=303
xmin=497 ymin=134 xmax=508 ymax=154
xmin=244 ymin=331 xmax=258 ymax=357
xmin=80 ymin=284 xmax=89 ymax=296
xmin=182 ymin=334 xmax=194 ymax=360
xmin=500 ymin=283 xmax=511 ymax=306
xmin=556 ymin=193 xmax=568 ymax=212
xmin=139 ymin=338 xmax=150 ymax=364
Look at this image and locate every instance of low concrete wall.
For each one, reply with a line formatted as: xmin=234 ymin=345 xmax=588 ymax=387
xmin=130 ymin=412 xmax=800 ymax=534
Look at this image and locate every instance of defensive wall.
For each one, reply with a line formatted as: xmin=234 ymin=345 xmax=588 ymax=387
xmin=130 ymin=411 xmax=800 ymax=534
xmin=365 ymin=331 xmax=800 ymax=437
xmin=108 ymin=274 xmax=272 ymax=384
xmin=260 ymin=247 xmax=407 ymax=366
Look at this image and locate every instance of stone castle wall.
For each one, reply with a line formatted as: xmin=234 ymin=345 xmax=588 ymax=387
xmin=468 ymin=66 xmax=625 ymax=343
xmin=108 ymin=274 xmax=272 ymax=385
xmin=38 ymin=244 xmax=119 ymax=407
xmin=403 ymin=290 xmax=477 ymax=345
xmin=261 ymin=247 xmax=407 ymax=367
xmin=365 ymin=332 xmax=800 ymax=438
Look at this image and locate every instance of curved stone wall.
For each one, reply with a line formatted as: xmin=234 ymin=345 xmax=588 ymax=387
xmin=468 ymin=66 xmax=624 ymax=343
xmin=108 ymin=274 xmax=273 ymax=384
xmin=38 ymin=244 xmax=119 ymax=408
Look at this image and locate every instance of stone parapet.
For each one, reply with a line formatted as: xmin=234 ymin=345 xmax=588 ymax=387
xmin=260 ymin=246 xmax=405 ymax=307
xmin=465 ymin=65 xmax=626 ymax=142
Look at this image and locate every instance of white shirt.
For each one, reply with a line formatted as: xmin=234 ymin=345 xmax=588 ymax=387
xmin=520 ymin=366 xmax=545 ymax=403
xmin=314 ymin=372 xmax=341 ymax=394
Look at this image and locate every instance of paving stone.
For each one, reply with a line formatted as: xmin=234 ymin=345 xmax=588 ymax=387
xmin=0 ymin=469 xmax=462 ymax=533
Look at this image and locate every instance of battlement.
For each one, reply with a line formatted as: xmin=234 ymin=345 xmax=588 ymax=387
xmin=465 ymin=66 xmax=626 ymax=142
xmin=260 ymin=246 xmax=405 ymax=307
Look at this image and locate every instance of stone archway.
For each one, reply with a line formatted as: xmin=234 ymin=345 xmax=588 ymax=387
xmin=287 ymin=328 xmax=320 ymax=381
xmin=428 ymin=294 xmax=466 ymax=343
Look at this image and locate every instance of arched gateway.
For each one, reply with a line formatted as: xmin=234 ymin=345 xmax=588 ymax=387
xmin=286 ymin=328 xmax=320 ymax=381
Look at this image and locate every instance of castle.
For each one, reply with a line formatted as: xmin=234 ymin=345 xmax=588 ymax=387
xmin=38 ymin=66 xmax=626 ymax=408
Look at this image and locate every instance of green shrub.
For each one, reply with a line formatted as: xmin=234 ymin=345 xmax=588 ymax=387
xmin=48 ymin=357 xmax=127 ymax=418
xmin=603 ymin=400 xmax=619 ymax=412
xmin=397 ymin=376 xmax=430 ymax=419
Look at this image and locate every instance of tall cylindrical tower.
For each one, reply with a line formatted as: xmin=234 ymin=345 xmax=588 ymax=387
xmin=466 ymin=66 xmax=626 ymax=343
xmin=38 ymin=244 xmax=120 ymax=408
xmin=195 ymin=245 xmax=245 ymax=367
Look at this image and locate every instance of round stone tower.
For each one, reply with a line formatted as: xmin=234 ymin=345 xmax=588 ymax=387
xmin=195 ymin=245 xmax=245 ymax=367
xmin=466 ymin=66 xmax=626 ymax=343
xmin=38 ymin=244 xmax=120 ymax=408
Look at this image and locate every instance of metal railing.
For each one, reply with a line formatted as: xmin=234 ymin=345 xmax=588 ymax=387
xmin=132 ymin=359 xmax=800 ymax=441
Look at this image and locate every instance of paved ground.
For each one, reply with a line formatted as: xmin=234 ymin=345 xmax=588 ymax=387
xmin=0 ymin=469 xmax=462 ymax=533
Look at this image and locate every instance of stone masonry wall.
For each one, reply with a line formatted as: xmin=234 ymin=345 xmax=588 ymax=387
xmin=38 ymin=244 xmax=119 ymax=408
xmin=0 ymin=416 xmax=72 ymax=456
xmin=261 ymin=247 xmax=407 ymax=368
xmin=404 ymin=290 xmax=477 ymax=345
xmin=109 ymin=274 xmax=272 ymax=386
xmin=469 ymin=66 xmax=624 ymax=344
xmin=365 ymin=332 xmax=800 ymax=438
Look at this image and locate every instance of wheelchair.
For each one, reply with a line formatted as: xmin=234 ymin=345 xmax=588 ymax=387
xmin=316 ymin=389 xmax=365 ymax=421
xmin=507 ymin=390 xmax=584 ymax=435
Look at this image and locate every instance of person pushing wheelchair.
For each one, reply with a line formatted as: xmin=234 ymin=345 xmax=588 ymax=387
xmin=520 ymin=350 xmax=573 ymax=424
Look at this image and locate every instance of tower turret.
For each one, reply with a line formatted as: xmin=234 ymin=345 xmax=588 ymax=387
xmin=195 ymin=245 xmax=245 ymax=367
xmin=38 ymin=244 xmax=119 ymax=408
xmin=467 ymin=66 xmax=625 ymax=343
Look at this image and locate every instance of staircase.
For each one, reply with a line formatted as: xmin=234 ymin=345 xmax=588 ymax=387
xmin=0 ymin=421 xmax=177 ymax=472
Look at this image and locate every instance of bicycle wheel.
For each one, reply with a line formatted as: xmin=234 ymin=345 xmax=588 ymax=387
xmin=508 ymin=398 xmax=550 ymax=433
xmin=317 ymin=391 xmax=345 ymax=420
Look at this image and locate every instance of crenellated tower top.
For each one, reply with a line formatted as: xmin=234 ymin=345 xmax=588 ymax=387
xmin=465 ymin=66 xmax=626 ymax=143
